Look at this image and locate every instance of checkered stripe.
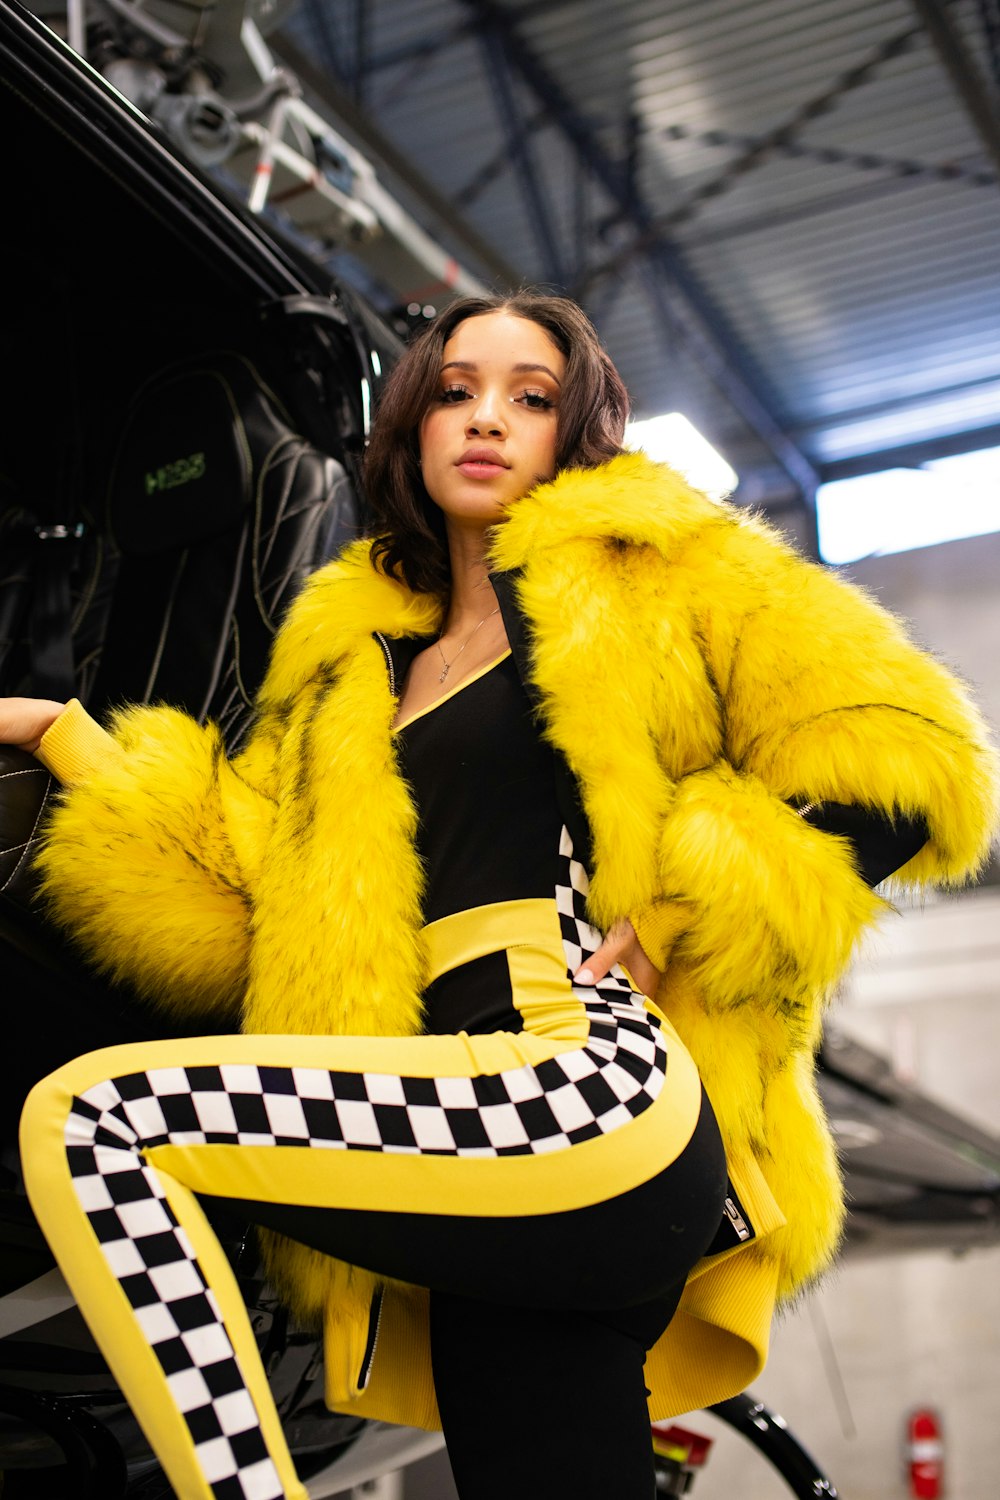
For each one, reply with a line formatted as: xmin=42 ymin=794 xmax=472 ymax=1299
xmin=64 ymin=1090 xmax=284 ymax=1500
xmin=69 ymin=1003 xmax=666 ymax=1175
xmin=555 ymin=825 xmax=640 ymax=999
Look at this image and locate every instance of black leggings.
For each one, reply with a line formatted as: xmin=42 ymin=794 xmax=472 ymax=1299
xmin=431 ymin=1290 xmax=685 ymax=1500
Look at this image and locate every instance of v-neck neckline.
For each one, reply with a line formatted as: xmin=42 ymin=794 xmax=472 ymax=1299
xmin=392 ymin=649 xmax=512 ymax=734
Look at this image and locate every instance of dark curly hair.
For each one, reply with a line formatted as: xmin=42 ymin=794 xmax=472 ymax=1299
xmin=364 ymin=292 xmax=631 ymax=595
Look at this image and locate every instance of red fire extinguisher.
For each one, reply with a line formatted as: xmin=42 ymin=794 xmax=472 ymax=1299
xmin=905 ymin=1408 xmax=944 ymax=1498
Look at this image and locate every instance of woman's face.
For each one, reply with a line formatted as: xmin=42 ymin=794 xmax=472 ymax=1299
xmin=418 ymin=311 xmax=566 ymax=528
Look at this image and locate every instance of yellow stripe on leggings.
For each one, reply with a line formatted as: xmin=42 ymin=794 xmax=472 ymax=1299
xmin=422 ymin=898 xmax=569 ymax=981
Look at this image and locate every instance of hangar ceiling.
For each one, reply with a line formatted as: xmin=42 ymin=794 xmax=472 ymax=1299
xmin=268 ymin=0 xmax=1000 ymax=527
xmin=17 ymin=0 xmax=1000 ymax=532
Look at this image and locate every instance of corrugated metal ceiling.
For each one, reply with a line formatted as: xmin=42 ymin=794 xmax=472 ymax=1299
xmin=282 ymin=0 xmax=1000 ymax=516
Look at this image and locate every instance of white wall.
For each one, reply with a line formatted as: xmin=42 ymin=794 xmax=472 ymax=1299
xmin=845 ymin=529 xmax=1000 ymax=738
xmin=672 ymin=1242 xmax=1000 ymax=1498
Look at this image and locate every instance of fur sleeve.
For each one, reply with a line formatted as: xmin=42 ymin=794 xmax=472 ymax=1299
xmin=35 ymin=705 xmax=278 ymax=1020
xmin=637 ymin=514 xmax=998 ymax=997
xmin=698 ymin=514 xmax=999 ymax=887
xmin=645 ymin=762 xmax=883 ymax=1010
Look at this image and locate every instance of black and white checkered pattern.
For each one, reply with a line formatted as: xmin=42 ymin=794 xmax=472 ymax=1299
xmin=65 ymin=1087 xmax=284 ymax=1500
xmin=62 ymin=824 xmax=666 ymax=1495
xmin=555 ymin=825 xmax=640 ymax=998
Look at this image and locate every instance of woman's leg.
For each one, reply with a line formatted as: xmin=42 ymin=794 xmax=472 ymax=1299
xmin=20 ymin=998 xmax=721 ymax=1499
xmin=431 ymin=1288 xmax=683 ymax=1500
xmin=21 ymin=1040 xmax=315 ymax=1500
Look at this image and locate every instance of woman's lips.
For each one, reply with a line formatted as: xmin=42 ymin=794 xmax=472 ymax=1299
xmin=456 ymin=460 xmax=508 ymax=478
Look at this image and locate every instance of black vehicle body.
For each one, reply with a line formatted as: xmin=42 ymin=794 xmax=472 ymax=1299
xmin=0 ymin=2 xmax=997 ymax=1492
xmin=0 ymin=5 xmax=442 ymax=1491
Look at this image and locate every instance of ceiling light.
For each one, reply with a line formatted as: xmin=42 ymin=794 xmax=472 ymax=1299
xmin=625 ymin=412 xmax=738 ymax=500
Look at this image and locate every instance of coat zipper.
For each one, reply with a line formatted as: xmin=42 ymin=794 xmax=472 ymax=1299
xmin=358 ymin=1286 xmax=385 ymax=1391
xmin=374 ymin=631 xmax=395 ymax=696
xmin=723 ymin=1196 xmax=752 ymax=1242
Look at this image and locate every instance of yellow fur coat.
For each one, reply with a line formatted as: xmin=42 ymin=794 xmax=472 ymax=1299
xmin=35 ymin=452 xmax=997 ymax=1419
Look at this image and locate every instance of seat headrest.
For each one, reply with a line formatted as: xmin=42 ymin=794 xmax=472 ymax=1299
xmin=108 ymin=357 xmax=293 ymax=555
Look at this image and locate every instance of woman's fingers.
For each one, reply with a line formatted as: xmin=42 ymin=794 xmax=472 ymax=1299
xmin=0 ymin=697 xmax=67 ymax=753
xmin=574 ymin=922 xmax=631 ymax=985
xmin=573 ymin=919 xmax=661 ymax=996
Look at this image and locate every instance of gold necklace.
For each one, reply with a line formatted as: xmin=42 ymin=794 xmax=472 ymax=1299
xmin=436 ymin=606 xmax=501 ymax=683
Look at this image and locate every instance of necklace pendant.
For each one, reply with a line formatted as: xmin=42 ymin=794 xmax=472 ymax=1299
xmin=438 ymin=664 xmax=450 ymax=683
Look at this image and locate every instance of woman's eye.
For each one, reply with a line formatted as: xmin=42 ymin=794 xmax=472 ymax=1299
xmin=518 ymin=390 xmax=555 ymax=410
xmin=438 ymin=385 xmax=472 ymax=404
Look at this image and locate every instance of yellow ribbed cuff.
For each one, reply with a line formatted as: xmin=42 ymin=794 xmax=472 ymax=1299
xmin=631 ymin=898 xmax=691 ymax=971
xmin=36 ymin=699 xmax=124 ymax=785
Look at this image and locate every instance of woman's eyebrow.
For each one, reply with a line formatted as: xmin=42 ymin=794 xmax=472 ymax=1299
xmin=440 ymin=359 xmax=562 ymax=386
xmin=513 ymin=362 xmax=562 ymax=385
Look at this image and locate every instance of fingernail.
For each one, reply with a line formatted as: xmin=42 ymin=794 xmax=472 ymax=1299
xmin=575 ymin=967 xmax=595 ymax=986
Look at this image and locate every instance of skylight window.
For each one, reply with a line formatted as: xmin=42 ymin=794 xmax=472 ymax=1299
xmin=817 ymin=446 xmax=1000 ymax=565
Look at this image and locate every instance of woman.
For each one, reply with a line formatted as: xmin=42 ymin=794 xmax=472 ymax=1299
xmin=7 ymin=292 xmax=997 ymax=1500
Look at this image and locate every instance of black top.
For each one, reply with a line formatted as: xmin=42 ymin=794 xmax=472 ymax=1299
xmin=394 ymin=652 xmax=564 ymax=926
xmin=394 ymin=652 xmax=565 ymax=1037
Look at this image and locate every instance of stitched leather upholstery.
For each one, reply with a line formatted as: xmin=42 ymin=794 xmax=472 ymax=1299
xmin=0 ymin=747 xmax=53 ymax=909
xmin=90 ymin=350 xmax=360 ymax=749
xmin=0 ymin=349 xmax=361 ymax=924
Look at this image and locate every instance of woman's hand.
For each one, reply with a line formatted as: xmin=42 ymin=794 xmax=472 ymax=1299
xmin=573 ymin=919 xmax=662 ymax=998
xmin=0 ymin=697 xmax=67 ymax=754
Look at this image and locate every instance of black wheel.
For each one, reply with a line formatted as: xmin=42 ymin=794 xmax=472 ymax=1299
xmin=707 ymin=1394 xmax=838 ymax=1497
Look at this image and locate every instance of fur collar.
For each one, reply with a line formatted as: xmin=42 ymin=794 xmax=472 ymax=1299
xmin=266 ymin=453 xmax=720 ymax=693
xmin=490 ymin=450 xmax=723 ymax=568
xmin=260 ymin=538 xmax=442 ymax=705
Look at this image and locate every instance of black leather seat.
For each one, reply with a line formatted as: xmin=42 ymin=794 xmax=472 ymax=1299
xmin=0 ymin=344 xmax=362 ymax=1129
xmin=90 ymin=348 xmax=360 ymax=742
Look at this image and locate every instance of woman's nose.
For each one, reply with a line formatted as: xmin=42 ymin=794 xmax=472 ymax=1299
xmin=465 ymin=394 xmax=507 ymax=438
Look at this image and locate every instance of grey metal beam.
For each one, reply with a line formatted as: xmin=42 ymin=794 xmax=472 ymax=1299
xmin=578 ymin=23 xmax=923 ymax=286
xmin=353 ymin=0 xmax=369 ymax=105
xmin=571 ymin=149 xmax=590 ymax=287
xmin=909 ymin=0 xmax=1000 ymax=176
xmin=585 ymin=269 xmax=626 ymax=331
xmin=680 ymin=172 xmax=992 ymax=250
xmin=299 ymin=0 xmax=347 ymax=86
xmin=271 ymin=28 xmax=521 ymax=289
xmin=661 ymin=121 xmax=997 ymax=193
xmin=636 ymin=266 xmax=819 ymax=508
xmin=459 ymin=0 xmax=820 ymax=503
xmin=981 ymin=0 xmax=1000 ymax=92
xmin=372 ymin=21 xmax=476 ymax=115
xmin=360 ymin=1 xmax=576 ymax=76
xmin=792 ymin=372 xmax=1000 ymax=435
xmin=820 ymin=423 xmax=1000 ymax=482
xmin=477 ymin=26 xmax=566 ymax=285
xmin=363 ymin=20 xmax=477 ymax=76
xmin=452 ymin=106 xmax=550 ymax=211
